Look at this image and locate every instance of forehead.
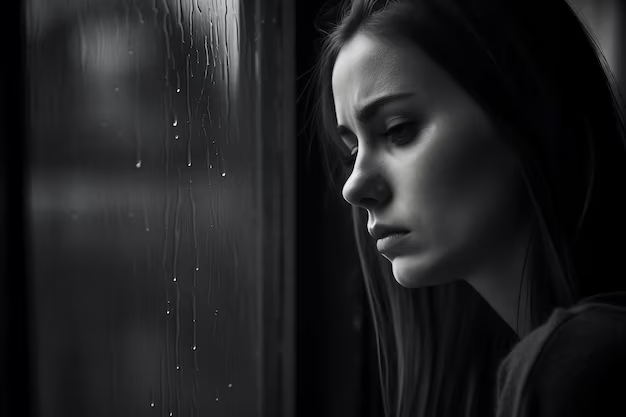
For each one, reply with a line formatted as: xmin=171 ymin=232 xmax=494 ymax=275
xmin=331 ymin=33 xmax=437 ymax=111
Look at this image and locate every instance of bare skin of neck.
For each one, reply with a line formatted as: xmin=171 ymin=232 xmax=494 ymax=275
xmin=465 ymin=220 xmax=535 ymax=339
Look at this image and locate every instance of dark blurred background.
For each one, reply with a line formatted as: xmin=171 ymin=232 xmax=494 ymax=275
xmin=1 ymin=1 xmax=624 ymax=417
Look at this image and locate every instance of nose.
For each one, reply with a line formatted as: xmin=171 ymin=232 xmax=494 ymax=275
xmin=341 ymin=161 xmax=391 ymax=210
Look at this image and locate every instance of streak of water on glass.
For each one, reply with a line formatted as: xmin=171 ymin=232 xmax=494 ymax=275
xmin=134 ymin=45 xmax=142 ymax=173
xmin=186 ymin=53 xmax=192 ymax=168
xmin=153 ymin=0 xmax=159 ymax=25
xmin=162 ymin=0 xmax=172 ymax=64
xmin=159 ymin=349 xmax=165 ymax=413
xmin=214 ymin=7 xmax=220 ymax=54
xmin=233 ymin=239 xmax=239 ymax=292
xmin=235 ymin=6 xmax=240 ymax=53
xmin=124 ymin=2 xmax=130 ymax=51
xmin=206 ymin=146 xmax=212 ymax=186
xmin=203 ymin=34 xmax=209 ymax=81
xmin=192 ymin=376 xmax=200 ymax=417
xmin=77 ymin=14 xmax=87 ymax=74
xmin=213 ymin=306 xmax=218 ymax=338
xmin=196 ymin=72 xmax=206 ymax=119
xmin=166 ymin=309 xmax=172 ymax=414
xmin=206 ymin=212 xmax=213 ymax=308
xmin=189 ymin=0 xmax=194 ymax=50
xmin=221 ymin=50 xmax=226 ymax=84
xmin=135 ymin=2 xmax=145 ymax=24
xmin=209 ymin=16 xmax=216 ymax=68
xmin=224 ymin=6 xmax=230 ymax=146
xmin=191 ymin=170 xmax=199 ymax=410
xmin=150 ymin=387 xmax=155 ymax=409
xmin=142 ymin=194 xmax=150 ymax=232
xmin=175 ymin=284 xmax=181 ymax=371
xmin=177 ymin=0 xmax=185 ymax=43
xmin=173 ymin=179 xmax=183 ymax=373
xmin=176 ymin=363 xmax=182 ymax=417
xmin=224 ymin=0 xmax=229 ymax=91
xmin=190 ymin=174 xmax=199 ymax=281
xmin=206 ymin=93 xmax=213 ymax=127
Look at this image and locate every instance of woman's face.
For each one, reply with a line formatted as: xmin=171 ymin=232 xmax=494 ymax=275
xmin=332 ymin=33 xmax=528 ymax=287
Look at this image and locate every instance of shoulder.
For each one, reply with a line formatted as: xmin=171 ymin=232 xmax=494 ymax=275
xmin=496 ymin=292 xmax=626 ymax=417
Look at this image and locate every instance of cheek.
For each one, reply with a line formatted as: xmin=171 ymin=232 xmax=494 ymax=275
xmin=413 ymin=127 xmax=521 ymax=248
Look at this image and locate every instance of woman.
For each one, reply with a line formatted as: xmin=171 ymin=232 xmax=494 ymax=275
xmin=311 ymin=0 xmax=626 ymax=416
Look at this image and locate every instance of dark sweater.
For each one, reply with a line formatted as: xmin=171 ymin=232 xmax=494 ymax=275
xmin=495 ymin=291 xmax=626 ymax=417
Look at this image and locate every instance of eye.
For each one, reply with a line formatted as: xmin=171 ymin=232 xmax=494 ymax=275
xmin=338 ymin=121 xmax=418 ymax=167
xmin=384 ymin=122 xmax=417 ymax=145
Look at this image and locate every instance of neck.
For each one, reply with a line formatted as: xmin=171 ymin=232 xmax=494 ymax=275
xmin=465 ymin=222 xmax=535 ymax=339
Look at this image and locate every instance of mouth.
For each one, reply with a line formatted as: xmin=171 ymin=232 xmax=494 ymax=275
xmin=376 ymin=232 xmax=410 ymax=253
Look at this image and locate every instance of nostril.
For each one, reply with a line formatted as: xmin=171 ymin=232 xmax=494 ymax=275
xmin=360 ymin=197 xmax=378 ymax=207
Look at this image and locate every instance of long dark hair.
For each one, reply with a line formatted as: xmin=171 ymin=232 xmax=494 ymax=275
xmin=310 ymin=0 xmax=626 ymax=416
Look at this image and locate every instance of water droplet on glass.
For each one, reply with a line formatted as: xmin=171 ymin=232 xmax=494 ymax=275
xmin=214 ymin=309 xmax=219 ymax=316
xmin=114 ymin=87 xmax=120 ymax=93
xmin=176 ymin=88 xmax=181 ymax=93
xmin=176 ymin=366 xmax=180 ymax=370
xmin=173 ymin=277 xmax=177 ymax=282
xmin=188 ymin=162 xmax=192 ymax=167
xmin=192 ymin=345 xmax=197 ymax=351
xmin=146 ymin=227 xmax=150 ymax=232
xmin=221 ymin=172 xmax=226 ymax=177
xmin=136 ymin=160 xmax=142 ymax=168
xmin=192 ymin=319 xmax=196 ymax=323
xmin=150 ymin=402 xmax=155 ymax=407
xmin=228 ymin=384 xmax=232 ymax=388
xmin=215 ymin=398 xmax=219 ymax=402
xmin=167 ymin=310 xmax=170 ymax=315
xmin=175 ymin=134 xmax=179 ymax=140
xmin=209 ymin=164 xmax=213 ymax=168
xmin=195 ymin=267 xmax=199 ymax=271
xmin=173 ymin=119 xmax=178 ymax=127
xmin=170 ymin=413 xmax=173 ymax=417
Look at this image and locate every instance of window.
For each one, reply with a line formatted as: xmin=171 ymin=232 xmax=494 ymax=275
xmin=22 ymin=0 xmax=295 ymax=416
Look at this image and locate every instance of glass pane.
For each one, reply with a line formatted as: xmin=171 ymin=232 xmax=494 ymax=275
xmin=26 ymin=0 xmax=291 ymax=416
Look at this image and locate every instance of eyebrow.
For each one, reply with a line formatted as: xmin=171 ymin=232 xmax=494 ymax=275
xmin=336 ymin=92 xmax=416 ymax=137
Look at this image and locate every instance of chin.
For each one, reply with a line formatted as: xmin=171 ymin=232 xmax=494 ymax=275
xmin=390 ymin=254 xmax=456 ymax=288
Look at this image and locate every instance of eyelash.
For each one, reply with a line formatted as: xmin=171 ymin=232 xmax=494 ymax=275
xmin=340 ymin=122 xmax=417 ymax=167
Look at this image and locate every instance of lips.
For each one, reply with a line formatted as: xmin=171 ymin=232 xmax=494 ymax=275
xmin=368 ymin=224 xmax=410 ymax=240
xmin=375 ymin=231 xmax=410 ymax=253
xmin=368 ymin=224 xmax=411 ymax=254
